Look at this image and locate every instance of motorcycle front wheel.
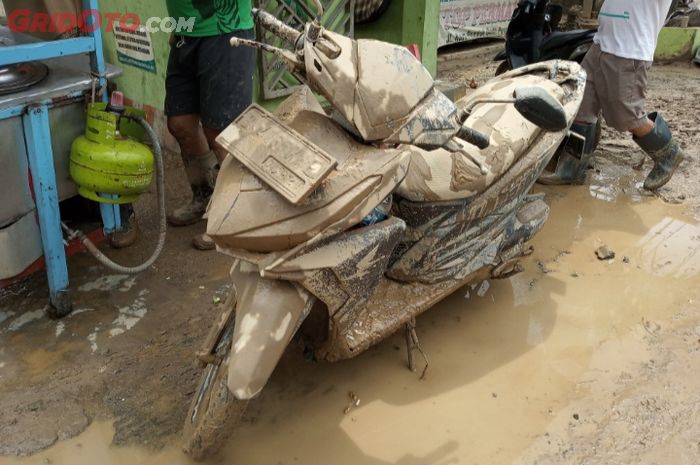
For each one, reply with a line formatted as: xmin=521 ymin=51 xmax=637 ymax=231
xmin=182 ymin=304 xmax=248 ymax=461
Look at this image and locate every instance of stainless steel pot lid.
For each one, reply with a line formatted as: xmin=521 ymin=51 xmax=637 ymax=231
xmin=0 ymin=62 xmax=49 ymax=95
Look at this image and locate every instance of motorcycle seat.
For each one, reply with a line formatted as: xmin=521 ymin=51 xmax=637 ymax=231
xmin=396 ymin=73 xmax=565 ymax=202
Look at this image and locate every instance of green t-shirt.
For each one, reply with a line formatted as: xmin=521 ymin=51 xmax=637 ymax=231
xmin=166 ymin=0 xmax=254 ymax=37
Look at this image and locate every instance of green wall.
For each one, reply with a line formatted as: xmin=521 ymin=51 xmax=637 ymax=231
xmin=98 ymin=0 xmax=170 ymax=110
xmin=97 ymin=0 xmax=440 ymax=111
xmin=355 ymin=0 xmax=439 ymax=77
xmin=655 ymin=27 xmax=700 ymax=62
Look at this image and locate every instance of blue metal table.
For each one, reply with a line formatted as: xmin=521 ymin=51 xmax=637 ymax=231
xmin=0 ymin=0 xmax=119 ymax=315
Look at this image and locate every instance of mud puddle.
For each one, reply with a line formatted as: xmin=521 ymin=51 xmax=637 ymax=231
xmin=5 ymin=186 xmax=700 ymax=465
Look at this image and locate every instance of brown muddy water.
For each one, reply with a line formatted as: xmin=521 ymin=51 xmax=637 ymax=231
xmin=4 ymin=183 xmax=700 ymax=465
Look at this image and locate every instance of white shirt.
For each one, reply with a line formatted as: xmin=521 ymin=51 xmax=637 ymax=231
xmin=594 ymin=0 xmax=673 ymax=61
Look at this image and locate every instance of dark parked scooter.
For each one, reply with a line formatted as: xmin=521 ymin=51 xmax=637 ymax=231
xmin=494 ymin=0 xmax=597 ymax=75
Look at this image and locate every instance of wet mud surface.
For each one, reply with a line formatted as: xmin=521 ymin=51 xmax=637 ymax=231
xmin=1 ymin=57 xmax=699 ymax=464
xmin=0 ymin=226 xmax=232 ymax=455
xmin=0 ymin=159 xmax=229 ymax=455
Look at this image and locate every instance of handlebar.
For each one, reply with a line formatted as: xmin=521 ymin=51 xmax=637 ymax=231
xmin=457 ymin=126 xmax=490 ymax=150
xmin=252 ymin=8 xmax=302 ymax=46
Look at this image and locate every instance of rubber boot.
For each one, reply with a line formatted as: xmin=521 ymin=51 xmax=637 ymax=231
xmin=538 ymin=122 xmax=597 ymax=185
xmin=110 ymin=204 xmax=139 ymax=249
xmin=192 ymin=233 xmax=216 ymax=251
xmin=634 ymin=112 xmax=685 ymax=191
xmin=167 ymin=151 xmax=218 ymax=226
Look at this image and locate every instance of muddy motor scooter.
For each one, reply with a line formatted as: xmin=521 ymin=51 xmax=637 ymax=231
xmin=181 ymin=3 xmax=587 ymax=460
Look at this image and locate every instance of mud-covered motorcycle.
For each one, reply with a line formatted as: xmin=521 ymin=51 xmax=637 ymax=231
xmin=181 ymin=2 xmax=587 ymax=460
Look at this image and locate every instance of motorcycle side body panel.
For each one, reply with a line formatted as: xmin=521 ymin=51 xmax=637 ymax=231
xmin=262 ymin=217 xmax=407 ymax=360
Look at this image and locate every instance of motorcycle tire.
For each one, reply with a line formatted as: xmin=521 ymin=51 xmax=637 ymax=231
xmin=495 ymin=61 xmax=511 ymax=76
xmin=355 ymin=0 xmax=392 ymax=24
xmin=182 ymin=301 xmax=247 ymax=461
xmin=593 ymin=115 xmax=602 ymax=152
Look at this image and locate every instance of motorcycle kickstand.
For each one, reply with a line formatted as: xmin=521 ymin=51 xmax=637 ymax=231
xmin=404 ymin=317 xmax=429 ymax=380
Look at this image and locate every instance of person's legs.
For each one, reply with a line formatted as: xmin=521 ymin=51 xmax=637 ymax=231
xmin=597 ymin=55 xmax=684 ymax=191
xmin=109 ymin=203 xmax=139 ymax=249
xmin=190 ymin=30 xmax=255 ymax=251
xmin=166 ymin=115 xmax=219 ymax=226
xmin=168 ymin=114 xmax=209 ymax=156
xmin=197 ymin=30 xmax=255 ymax=135
xmin=632 ymin=112 xmax=685 ymax=190
xmin=539 ymin=45 xmax=602 ymax=185
xmin=202 ymin=127 xmax=228 ymax=164
xmin=630 ymin=119 xmax=655 ymax=138
xmin=165 ymin=36 xmax=220 ymax=228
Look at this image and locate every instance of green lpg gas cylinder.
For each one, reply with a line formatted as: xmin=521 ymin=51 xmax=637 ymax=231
xmin=70 ymin=102 xmax=154 ymax=204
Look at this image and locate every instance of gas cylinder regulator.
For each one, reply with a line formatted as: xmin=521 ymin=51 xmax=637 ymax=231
xmin=63 ymin=92 xmax=167 ymax=274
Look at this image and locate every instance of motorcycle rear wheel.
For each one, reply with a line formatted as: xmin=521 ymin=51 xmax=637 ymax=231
xmin=592 ymin=115 xmax=602 ymax=151
xmin=182 ymin=310 xmax=247 ymax=461
xmin=495 ymin=61 xmax=511 ymax=76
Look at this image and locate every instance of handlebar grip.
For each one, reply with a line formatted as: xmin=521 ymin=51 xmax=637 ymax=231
xmin=252 ymin=8 xmax=302 ymax=45
xmin=457 ymin=126 xmax=490 ymax=150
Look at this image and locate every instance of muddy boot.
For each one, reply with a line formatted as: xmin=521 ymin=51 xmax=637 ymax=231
xmin=634 ymin=112 xmax=685 ymax=191
xmin=192 ymin=233 xmax=216 ymax=251
xmin=167 ymin=151 xmax=218 ymax=227
xmin=109 ymin=205 xmax=139 ymax=249
xmin=538 ymin=122 xmax=597 ymax=185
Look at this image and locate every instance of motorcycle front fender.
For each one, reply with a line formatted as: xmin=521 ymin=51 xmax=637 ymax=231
xmin=227 ymin=262 xmax=313 ymax=400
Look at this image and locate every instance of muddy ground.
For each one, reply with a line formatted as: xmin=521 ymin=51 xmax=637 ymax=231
xmin=1 ymin=49 xmax=699 ymax=464
xmin=0 ymin=160 xmax=227 ymax=455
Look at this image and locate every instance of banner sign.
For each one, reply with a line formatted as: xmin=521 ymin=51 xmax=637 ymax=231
xmin=114 ymin=21 xmax=157 ymax=74
xmin=439 ymin=0 xmax=518 ymax=47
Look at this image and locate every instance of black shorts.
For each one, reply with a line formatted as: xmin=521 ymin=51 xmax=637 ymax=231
xmin=165 ymin=29 xmax=255 ymax=131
